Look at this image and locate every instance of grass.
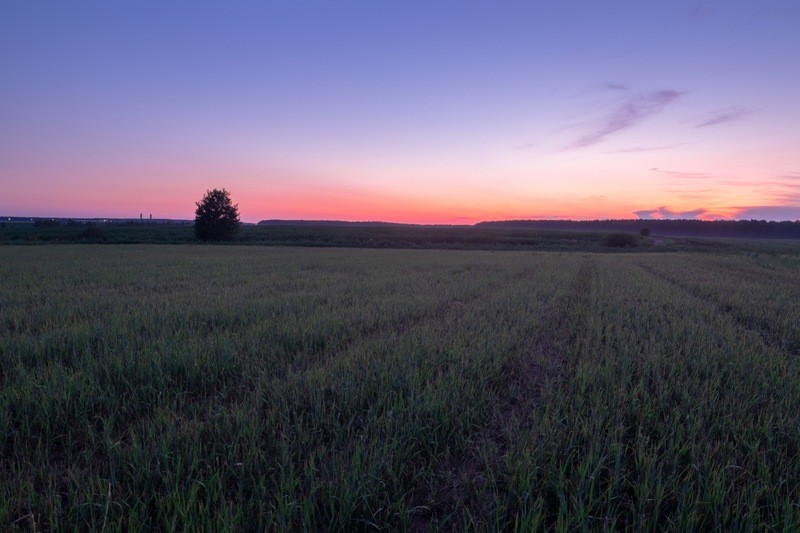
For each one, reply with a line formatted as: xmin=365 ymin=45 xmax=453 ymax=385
xmin=1 ymin=245 xmax=799 ymax=530
xmin=0 ymin=223 xmax=650 ymax=250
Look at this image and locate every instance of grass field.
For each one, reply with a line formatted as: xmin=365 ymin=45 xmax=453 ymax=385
xmin=2 ymin=245 xmax=799 ymax=530
xmin=0 ymin=223 xmax=612 ymax=251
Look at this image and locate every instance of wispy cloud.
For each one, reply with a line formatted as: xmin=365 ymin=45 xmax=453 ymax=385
xmin=766 ymin=184 xmax=800 ymax=204
xmin=695 ymin=107 xmax=754 ymax=128
xmin=649 ymin=167 xmax=710 ymax=179
xmin=567 ymin=81 xmax=631 ymax=99
xmin=720 ymin=179 xmax=766 ymax=187
xmin=565 ymin=90 xmax=682 ymax=150
xmin=723 ymin=174 xmax=800 ymax=204
xmin=634 ymin=206 xmax=707 ymax=220
xmin=606 ymin=142 xmax=690 ymax=154
xmin=667 ymin=188 xmax=713 ymax=200
xmin=519 ymin=214 xmax=572 ymax=220
xmin=603 ymin=82 xmax=629 ymax=91
xmin=689 ymin=5 xmax=714 ymax=21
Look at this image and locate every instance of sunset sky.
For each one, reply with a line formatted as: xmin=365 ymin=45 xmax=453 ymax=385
xmin=2 ymin=1 xmax=799 ymax=223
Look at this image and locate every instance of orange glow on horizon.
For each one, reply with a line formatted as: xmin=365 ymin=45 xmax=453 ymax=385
xmin=7 ymin=180 xmax=794 ymax=224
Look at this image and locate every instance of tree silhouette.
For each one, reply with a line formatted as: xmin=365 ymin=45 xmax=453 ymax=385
xmin=194 ymin=188 xmax=241 ymax=241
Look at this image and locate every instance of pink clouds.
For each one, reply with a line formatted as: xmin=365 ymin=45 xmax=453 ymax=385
xmin=634 ymin=206 xmax=708 ymax=220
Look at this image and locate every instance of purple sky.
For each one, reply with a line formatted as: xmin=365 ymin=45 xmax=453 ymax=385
xmin=2 ymin=1 xmax=799 ymax=222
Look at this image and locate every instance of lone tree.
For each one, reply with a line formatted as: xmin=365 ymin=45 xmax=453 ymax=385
xmin=194 ymin=188 xmax=241 ymax=241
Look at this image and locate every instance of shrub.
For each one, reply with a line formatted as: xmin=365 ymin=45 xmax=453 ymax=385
xmin=34 ymin=219 xmax=61 ymax=227
xmin=602 ymin=232 xmax=638 ymax=248
xmin=640 ymin=227 xmax=651 ymax=237
xmin=78 ymin=225 xmax=109 ymax=241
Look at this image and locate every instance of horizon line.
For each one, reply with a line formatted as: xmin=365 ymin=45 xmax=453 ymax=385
xmin=4 ymin=215 xmax=800 ymax=225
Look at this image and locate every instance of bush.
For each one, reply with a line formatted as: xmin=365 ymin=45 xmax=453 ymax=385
xmin=78 ymin=225 xmax=109 ymax=241
xmin=602 ymin=232 xmax=638 ymax=248
xmin=34 ymin=219 xmax=61 ymax=227
xmin=640 ymin=227 xmax=651 ymax=237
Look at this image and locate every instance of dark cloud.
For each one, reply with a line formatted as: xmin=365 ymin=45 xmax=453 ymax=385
xmin=566 ymin=90 xmax=682 ymax=150
xmin=695 ymin=107 xmax=754 ymax=128
xmin=635 ymin=206 xmax=707 ymax=220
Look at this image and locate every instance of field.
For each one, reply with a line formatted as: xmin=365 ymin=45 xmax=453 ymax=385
xmin=2 ymin=245 xmax=800 ymax=530
xmin=3 ymin=222 xmax=786 ymax=253
xmin=1 ymin=223 xmax=612 ymax=250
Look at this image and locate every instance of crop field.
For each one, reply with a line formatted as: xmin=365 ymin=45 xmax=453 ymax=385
xmin=1 ymin=245 xmax=799 ymax=530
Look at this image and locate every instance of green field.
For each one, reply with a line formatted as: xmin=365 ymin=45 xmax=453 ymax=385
xmin=2 ymin=245 xmax=799 ymax=530
xmin=0 ymin=222 xmax=613 ymax=251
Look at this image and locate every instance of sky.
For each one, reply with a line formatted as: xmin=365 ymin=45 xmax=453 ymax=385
xmin=2 ymin=1 xmax=799 ymax=223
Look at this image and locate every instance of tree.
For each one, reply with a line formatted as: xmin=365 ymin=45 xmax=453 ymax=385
xmin=194 ymin=188 xmax=241 ymax=241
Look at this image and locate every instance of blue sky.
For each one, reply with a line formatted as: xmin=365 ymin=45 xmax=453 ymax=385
xmin=2 ymin=1 xmax=799 ymax=222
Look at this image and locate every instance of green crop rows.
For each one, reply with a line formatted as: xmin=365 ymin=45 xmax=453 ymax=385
xmin=1 ymin=245 xmax=799 ymax=530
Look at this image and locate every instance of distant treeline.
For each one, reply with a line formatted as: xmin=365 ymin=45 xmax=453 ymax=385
xmin=0 ymin=216 xmax=192 ymax=226
xmin=476 ymin=219 xmax=800 ymax=239
xmin=258 ymin=219 xmax=412 ymax=227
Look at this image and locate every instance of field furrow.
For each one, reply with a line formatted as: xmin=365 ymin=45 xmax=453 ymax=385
xmin=632 ymin=254 xmax=800 ymax=357
xmin=499 ymin=255 xmax=800 ymax=530
xmin=2 ymin=246 xmax=800 ymax=531
xmin=410 ymin=258 xmax=597 ymax=529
